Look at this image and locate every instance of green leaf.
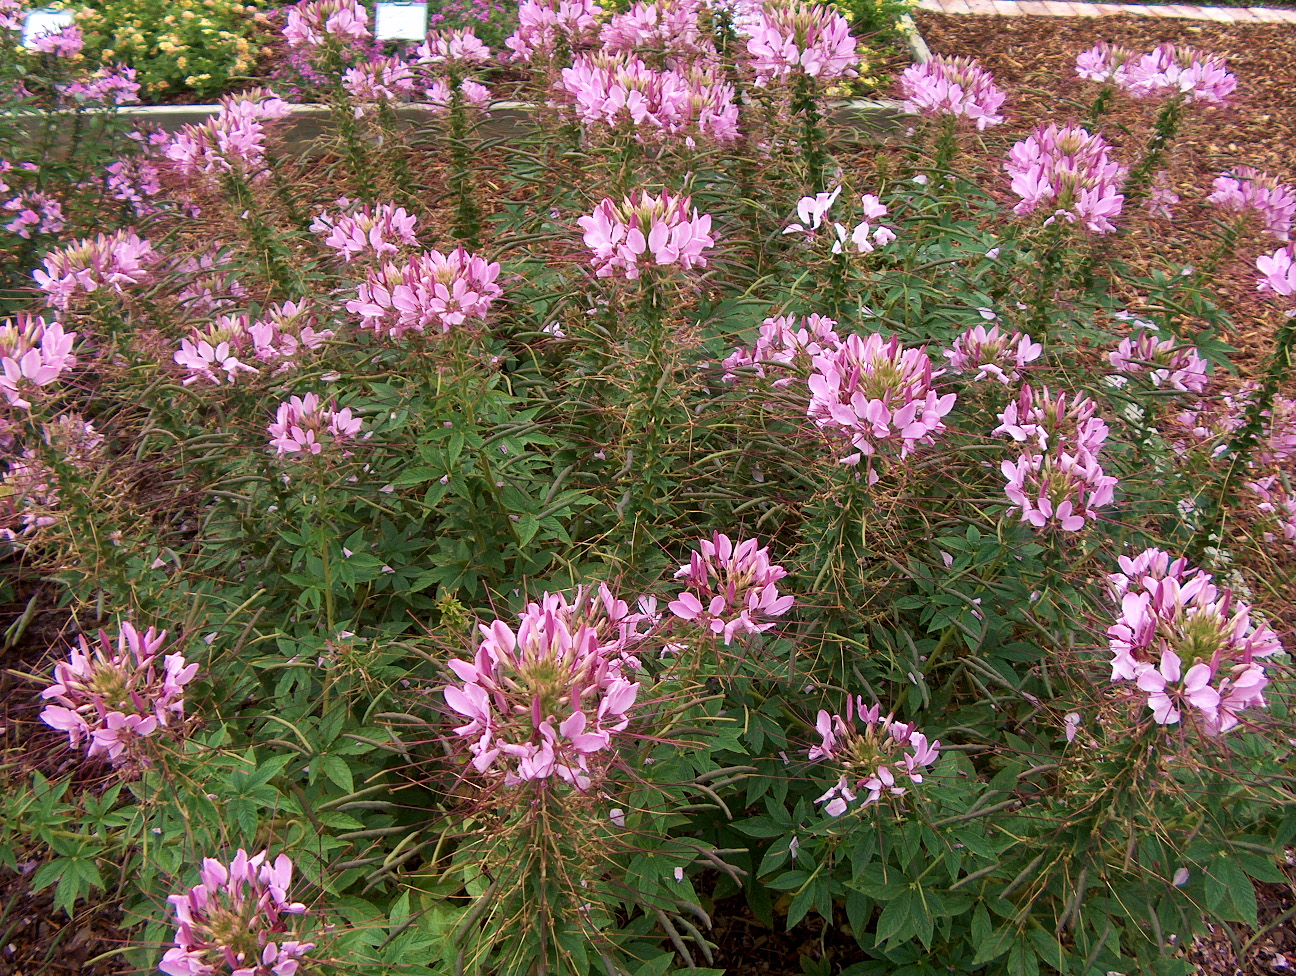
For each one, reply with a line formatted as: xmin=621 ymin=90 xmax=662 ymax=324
xmin=319 ymin=755 xmax=354 ymax=794
xmin=1207 ymin=857 xmax=1258 ymax=927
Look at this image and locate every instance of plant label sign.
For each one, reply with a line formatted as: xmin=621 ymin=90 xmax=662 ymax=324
xmin=374 ymin=2 xmax=428 ymax=40
xmin=21 ymin=8 xmax=75 ymax=48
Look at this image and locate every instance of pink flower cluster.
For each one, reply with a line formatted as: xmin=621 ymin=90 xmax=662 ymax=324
xmin=310 ymin=202 xmax=420 ymax=262
xmin=417 ymin=28 xmax=494 ymax=66
xmin=782 ymin=186 xmax=897 ymax=254
xmin=745 ymin=0 xmax=857 ymax=85
xmin=943 ymin=324 xmax=1043 ymax=385
xmin=4 ymin=191 xmax=64 ymax=239
xmin=346 ymin=247 xmax=503 ymax=339
xmin=31 ymin=24 xmax=83 ymax=57
xmin=267 ymin=393 xmax=362 ymax=457
xmin=1247 ymin=475 xmax=1296 ymax=545
xmin=994 ymin=385 xmax=1110 ymax=454
xmin=342 ymin=56 xmax=417 ymax=110
xmin=996 ymin=386 xmax=1115 ymax=531
xmin=444 ymin=586 xmax=644 ymax=789
xmin=504 ymin=0 xmax=602 ymax=64
xmin=1 ymin=415 xmax=102 ymax=540
xmin=106 ymin=157 xmax=163 ymax=216
xmin=1257 ymin=244 xmax=1295 ymax=302
xmin=1000 ymin=451 xmax=1116 ymax=532
xmin=1208 ymin=167 xmax=1296 ymax=241
xmin=1106 ymin=549 xmax=1281 ymax=734
xmin=62 ymin=65 xmax=142 ymax=106
xmin=39 ymin=622 xmax=197 ymax=767
xmin=0 ymin=313 xmax=77 ymax=410
xmin=1124 ymin=43 xmax=1237 ymax=105
xmin=668 ymin=533 xmax=794 ymax=644
xmin=721 ymin=312 xmax=841 ymax=385
xmin=1076 ymin=42 xmax=1236 ymax=104
xmin=34 ymin=229 xmax=159 ymax=310
xmin=1075 ymin=42 xmax=1137 ymax=85
xmin=600 ymin=0 xmax=714 ymax=65
xmin=558 ymin=54 xmax=738 ymax=145
xmin=283 ymin=0 xmax=370 ymax=49
xmin=424 ymin=78 xmax=493 ymax=115
xmin=1107 ymin=328 xmax=1209 ymax=394
xmin=578 ymin=189 xmax=714 ymax=280
xmin=174 ymin=301 xmax=331 ymax=386
xmin=166 ymin=92 xmax=292 ymax=182
xmin=1006 ymin=123 xmax=1127 ymax=234
xmin=806 ymin=333 xmax=956 ymax=468
xmin=0 ymin=0 xmax=23 ymax=31
xmin=899 ymin=55 xmax=1006 ymax=130
xmin=173 ymin=250 xmax=248 ymax=312
xmin=160 ymin=849 xmax=314 ymax=976
xmin=1175 ymin=385 xmax=1296 ymax=466
xmin=809 ymin=696 xmax=940 ymax=816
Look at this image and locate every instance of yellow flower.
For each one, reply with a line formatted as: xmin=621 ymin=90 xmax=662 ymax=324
xmin=181 ymin=9 xmax=195 ymax=17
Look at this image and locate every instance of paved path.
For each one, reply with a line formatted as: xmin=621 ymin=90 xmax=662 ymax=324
xmin=915 ymin=0 xmax=1296 ymax=23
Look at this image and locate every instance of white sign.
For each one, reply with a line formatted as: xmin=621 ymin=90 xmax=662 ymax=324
xmin=21 ymin=8 xmax=76 ymax=49
xmin=374 ymin=2 xmax=427 ymax=41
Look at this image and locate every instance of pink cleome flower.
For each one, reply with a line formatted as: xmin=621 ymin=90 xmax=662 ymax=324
xmin=1106 ymin=548 xmax=1282 ymax=734
xmin=1075 ymin=42 xmax=1138 ymax=85
xmin=806 ymin=332 xmax=957 ymax=468
xmin=175 ymin=301 xmax=331 ymax=386
xmin=33 ymin=229 xmax=158 ymax=310
xmin=504 ymin=0 xmax=602 ymax=64
xmin=444 ymin=587 xmax=643 ymax=789
xmin=808 ymin=695 xmax=940 ymax=816
xmin=342 ymin=56 xmax=417 ymax=109
xmin=1 ymin=415 xmax=103 ymax=541
xmin=310 ymin=201 xmax=421 ymax=263
xmin=40 ymin=621 xmax=197 ymax=768
xmin=1005 ymin=123 xmax=1127 ymax=234
xmin=416 ymin=28 xmax=494 ymax=66
xmin=1107 ymin=328 xmax=1209 ymax=394
xmin=423 ymin=78 xmax=493 ymax=115
xmin=668 ymin=532 xmax=795 ymax=645
xmin=267 ymin=393 xmax=362 ymax=457
xmin=1246 ymin=475 xmax=1296 ymax=544
xmin=899 ymin=55 xmax=1006 ymax=130
xmin=1000 ymin=449 xmax=1116 ymax=532
xmin=557 ymin=53 xmax=739 ymax=146
xmin=599 ymin=0 xmax=714 ymax=65
xmin=283 ymin=0 xmax=370 ymax=49
xmin=0 ymin=313 xmax=77 ymax=411
xmin=993 ymin=385 xmax=1109 ymax=455
xmin=31 ymin=24 xmax=84 ymax=57
xmin=578 ymin=188 xmax=714 ymax=280
xmin=346 ymin=247 xmax=502 ymax=339
xmin=1121 ymin=44 xmax=1236 ymax=105
xmin=160 ymin=849 xmax=314 ymax=976
xmin=943 ymin=324 xmax=1043 ymax=385
xmin=165 ymin=91 xmax=291 ymax=183
xmin=721 ymin=312 xmax=841 ymax=385
xmin=1257 ymin=243 xmax=1296 ymax=298
xmin=782 ymin=187 xmax=896 ymax=254
xmin=1208 ymin=167 xmax=1296 ymax=242
xmin=4 ymin=191 xmax=65 ymax=240
xmin=745 ymin=0 xmax=858 ymax=85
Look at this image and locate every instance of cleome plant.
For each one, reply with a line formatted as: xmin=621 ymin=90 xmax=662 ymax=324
xmin=0 ymin=1 xmax=1294 ymax=975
